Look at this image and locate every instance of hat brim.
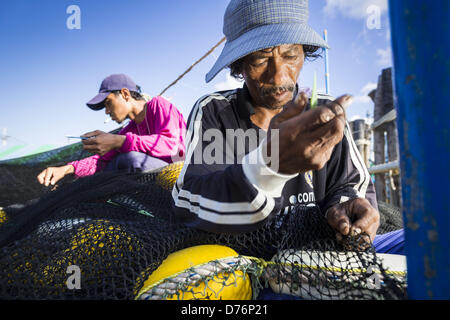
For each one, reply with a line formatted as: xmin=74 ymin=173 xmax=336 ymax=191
xmin=206 ymin=23 xmax=330 ymax=83
xmin=86 ymin=92 xmax=110 ymax=110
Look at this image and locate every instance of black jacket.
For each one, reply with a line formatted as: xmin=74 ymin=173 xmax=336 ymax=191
xmin=172 ymin=85 xmax=376 ymax=233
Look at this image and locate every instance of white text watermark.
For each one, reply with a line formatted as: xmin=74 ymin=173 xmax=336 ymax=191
xmin=66 ymin=5 xmax=81 ymax=30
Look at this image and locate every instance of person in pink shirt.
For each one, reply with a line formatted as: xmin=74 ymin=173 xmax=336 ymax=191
xmin=37 ymin=74 xmax=186 ymax=187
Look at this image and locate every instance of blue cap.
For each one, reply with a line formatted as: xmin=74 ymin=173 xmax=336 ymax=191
xmin=86 ymin=74 xmax=142 ymax=110
xmin=205 ymin=0 xmax=329 ymax=83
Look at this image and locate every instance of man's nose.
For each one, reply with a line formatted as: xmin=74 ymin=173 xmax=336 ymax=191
xmin=265 ymin=59 xmax=289 ymax=86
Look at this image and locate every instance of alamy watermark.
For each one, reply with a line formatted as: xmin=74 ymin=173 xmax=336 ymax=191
xmin=170 ymin=124 xmax=281 ymax=173
xmin=366 ymin=5 xmax=382 ymax=30
xmin=366 ymin=265 xmax=381 ymax=289
xmin=66 ymin=5 xmax=81 ymax=30
xmin=66 ymin=265 xmax=81 ymax=290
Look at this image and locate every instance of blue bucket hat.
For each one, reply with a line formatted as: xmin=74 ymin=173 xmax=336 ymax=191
xmin=205 ymin=0 xmax=329 ymax=83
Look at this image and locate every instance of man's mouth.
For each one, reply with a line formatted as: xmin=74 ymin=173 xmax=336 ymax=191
xmin=269 ymin=89 xmax=290 ymax=100
xmin=264 ymin=90 xmax=294 ymax=105
xmin=261 ymin=85 xmax=295 ymax=101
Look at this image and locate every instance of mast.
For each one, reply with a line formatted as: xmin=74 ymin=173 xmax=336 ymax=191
xmin=323 ymin=29 xmax=330 ymax=95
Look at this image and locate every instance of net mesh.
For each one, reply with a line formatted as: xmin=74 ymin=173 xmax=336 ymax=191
xmin=377 ymin=202 xmax=404 ymax=234
xmin=0 ymin=162 xmax=406 ymax=300
xmin=0 ymin=128 xmax=122 ymax=207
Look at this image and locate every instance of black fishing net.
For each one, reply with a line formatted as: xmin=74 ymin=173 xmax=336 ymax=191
xmin=377 ymin=202 xmax=404 ymax=234
xmin=0 ymin=128 xmax=121 ymax=207
xmin=0 ymin=162 xmax=406 ymax=300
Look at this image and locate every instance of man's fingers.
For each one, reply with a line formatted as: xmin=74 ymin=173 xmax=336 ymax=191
xmin=327 ymin=206 xmax=351 ymax=236
xmin=82 ymin=143 xmax=104 ymax=155
xmin=298 ymin=95 xmax=352 ymax=131
xmin=327 ymin=95 xmax=353 ymax=119
xmin=351 ymin=212 xmax=373 ymax=232
xmin=82 ymin=137 xmax=97 ymax=145
xmin=340 ymin=198 xmax=380 ymax=243
xmin=81 ymin=130 xmax=102 ymax=138
xmin=50 ymin=176 xmax=59 ymax=186
xmin=352 ymin=210 xmax=379 ymax=242
xmin=44 ymin=170 xmax=53 ymax=187
xmin=348 ymin=198 xmax=378 ymax=228
xmin=308 ymin=114 xmax=346 ymax=149
xmin=37 ymin=170 xmax=46 ymax=184
xmin=81 ymin=131 xmax=94 ymax=138
xmin=297 ymin=113 xmax=345 ymax=169
xmin=284 ymin=91 xmax=309 ymax=117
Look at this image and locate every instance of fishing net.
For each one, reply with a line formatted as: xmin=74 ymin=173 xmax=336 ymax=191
xmin=0 ymin=162 xmax=406 ymax=300
xmin=377 ymin=202 xmax=403 ymax=234
xmin=0 ymin=128 xmax=122 ymax=207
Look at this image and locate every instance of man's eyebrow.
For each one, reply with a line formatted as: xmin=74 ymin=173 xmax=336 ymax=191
xmin=282 ymin=45 xmax=301 ymax=54
xmin=247 ymin=51 xmax=272 ymax=59
xmin=248 ymin=47 xmax=275 ymax=56
xmin=248 ymin=45 xmax=301 ymax=59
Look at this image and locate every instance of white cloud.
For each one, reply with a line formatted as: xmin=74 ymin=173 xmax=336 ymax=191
xmin=353 ymin=95 xmax=372 ymax=105
xmin=214 ymin=73 xmax=244 ymax=92
xmin=323 ymin=0 xmax=388 ymax=19
xmin=376 ymin=46 xmax=392 ymax=66
xmin=361 ymin=82 xmax=377 ymax=94
xmin=346 ymin=82 xmax=377 ymax=119
xmin=352 ymin=82 xmax=377 ymax=105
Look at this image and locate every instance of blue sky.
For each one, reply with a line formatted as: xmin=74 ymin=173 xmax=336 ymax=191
xmin=0 ymin=0 xmax=392 ymax=160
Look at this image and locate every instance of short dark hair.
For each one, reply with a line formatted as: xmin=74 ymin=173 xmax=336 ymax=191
xmin=112 ymin=89 xmax=146 ymax=101
xmin=229 ymin=45 xmax=323 ymax=80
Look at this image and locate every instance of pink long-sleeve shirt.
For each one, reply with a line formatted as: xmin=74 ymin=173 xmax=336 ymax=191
xmin=68 ymin=96 xmax=186 ymax=177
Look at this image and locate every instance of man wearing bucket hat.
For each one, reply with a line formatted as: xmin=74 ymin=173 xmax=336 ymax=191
xmin=37 ymin=74 xmax=186 ymax=186
xmin=173 ymin=0 xmax=404 ymax=255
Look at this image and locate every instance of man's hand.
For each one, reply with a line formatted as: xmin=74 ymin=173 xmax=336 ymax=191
xmin=37 ymin=164 xmax=74 ymax=186
xmin=81 ymin=130 xmax=126 ymax=156
xmin=265 ymin=92 xmax=353 ymax=175
xmin=326 ymin=197 xmax=380 ymax=243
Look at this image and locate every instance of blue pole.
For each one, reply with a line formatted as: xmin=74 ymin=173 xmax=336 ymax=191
xmin=389 ymin=0 xmax=450 ymax=299
xmin=323 ymin=29 xmax=330 ymax=95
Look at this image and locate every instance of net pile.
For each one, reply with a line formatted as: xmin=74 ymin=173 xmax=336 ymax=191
xmin=0 ymin=128 xmax=122 ymax=207
xmin=0 ymin=162 xmax=406 ymax=300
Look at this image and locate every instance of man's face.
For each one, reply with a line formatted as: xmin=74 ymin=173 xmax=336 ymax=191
xmin=242 ymin=44 xmax=304 ymax=110
xmin=103 ymin=91 xmax=129 ymax=123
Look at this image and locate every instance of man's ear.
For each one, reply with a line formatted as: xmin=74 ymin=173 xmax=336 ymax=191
xmin=120 ymin=88 xmax=131 ymax=101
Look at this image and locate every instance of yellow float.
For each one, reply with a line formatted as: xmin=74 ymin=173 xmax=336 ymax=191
xmin=135 ymin=244 xmax=252 ymax=300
